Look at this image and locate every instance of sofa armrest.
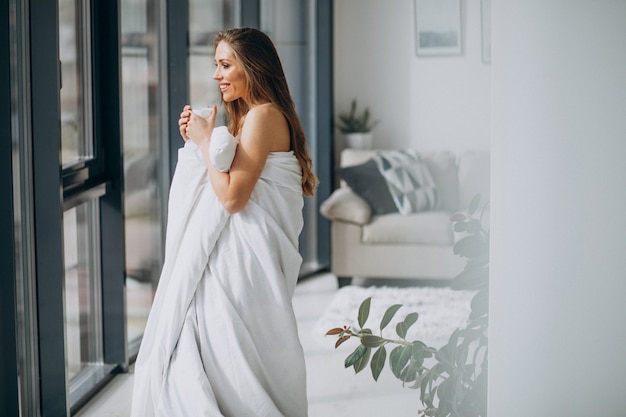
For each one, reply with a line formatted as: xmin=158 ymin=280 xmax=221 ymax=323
xmin=320 ymin=187 xmax=372 ymax=225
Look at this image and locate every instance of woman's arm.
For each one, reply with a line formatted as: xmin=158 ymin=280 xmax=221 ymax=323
xmin=183 ymin=103 xmax=289 ymax=214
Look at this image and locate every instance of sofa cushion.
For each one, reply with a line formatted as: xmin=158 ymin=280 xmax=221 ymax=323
xmin=372 ymin=150 xmax=438 ymax=215
xmin=336 ymin=159 xmax=398 ymax=215
xmin=457 ymin=150 xmax=490 ymax=210
xmin=319 ymin=187 xmax=372 ymax=225
xmin=340 ymin=148 xmax=379 ymax=167
xmin=362 ymin=211 xmax=454 ymax=245
xmin=421 ymin=151 xmax=460 ymax=211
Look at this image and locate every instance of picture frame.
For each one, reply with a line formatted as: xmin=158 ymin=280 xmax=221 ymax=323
xmin=481 ymin=0 xmax=492 ymax=63
xmin=414 ymin=0 xmax=462 ymax=56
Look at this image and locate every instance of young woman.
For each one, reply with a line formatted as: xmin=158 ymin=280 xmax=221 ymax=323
xmin=131 ymin=28 xmax=317 ymax=417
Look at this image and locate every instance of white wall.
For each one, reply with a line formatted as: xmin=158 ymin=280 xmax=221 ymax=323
xmin=334 ymin=0 xmax=490 ymax=152
xmin=490 ymin=1 xmax=626 ymax=415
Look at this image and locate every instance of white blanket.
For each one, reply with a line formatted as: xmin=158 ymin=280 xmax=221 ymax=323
xmin=131 ymin=141 xmax=308 ymax=417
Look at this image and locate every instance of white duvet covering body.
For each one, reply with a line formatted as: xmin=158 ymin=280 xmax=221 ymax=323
xmin=130 ymin=141 xmax=308 ymax=417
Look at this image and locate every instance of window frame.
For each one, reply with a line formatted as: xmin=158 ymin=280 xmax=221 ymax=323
xmin=27 ymin=0 xmax=126 ymax=414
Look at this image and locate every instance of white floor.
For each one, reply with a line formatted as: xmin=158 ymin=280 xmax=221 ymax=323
xmin=76 ymin=273 xmax=421 ymax=417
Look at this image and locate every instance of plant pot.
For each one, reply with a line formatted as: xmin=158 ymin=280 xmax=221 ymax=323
xmin=344 ymin=132 xmax=373 ymax=149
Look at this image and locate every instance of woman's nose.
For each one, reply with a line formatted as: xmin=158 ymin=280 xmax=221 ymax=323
xmin=213 ymin=67 xmax=220 ymax=80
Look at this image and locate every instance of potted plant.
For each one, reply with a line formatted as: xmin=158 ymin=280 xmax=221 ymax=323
xmin=336 ymin=99 xmax=379 ymax=149
xmin=326 ymin=195 xmax=489 ymax=417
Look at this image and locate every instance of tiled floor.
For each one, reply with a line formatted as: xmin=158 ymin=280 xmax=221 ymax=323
xmin=76 ymin=273 xmax=421 ymax=417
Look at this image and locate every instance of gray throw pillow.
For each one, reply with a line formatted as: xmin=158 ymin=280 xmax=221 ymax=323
xmin=336 ymin=159 xmax=398 ymax=215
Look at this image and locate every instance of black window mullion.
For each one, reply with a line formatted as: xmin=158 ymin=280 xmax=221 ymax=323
xmin=0 ymin=0 xmax=19 ymax=414
xmin=166 ymin=0 xmax=189 ymax=179
xmin=315 ymin=0 xmax=334 ymax=268
xmin=241 ymin=0 xmax=260 ymax=28
xmin=91 ymin=0 xmax=126 ymax=368
xmin=29 ymin=0 xmax=69 ymax=415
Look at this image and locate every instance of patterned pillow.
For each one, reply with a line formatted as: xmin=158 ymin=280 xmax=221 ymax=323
xmin=372 ymin=150 xmax=438 ymax=215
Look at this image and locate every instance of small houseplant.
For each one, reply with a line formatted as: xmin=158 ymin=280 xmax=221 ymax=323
xmin=336 ymin=99 xmax=379 ymax=149
xmin=326 ymin=195 xmax=489 ymax=417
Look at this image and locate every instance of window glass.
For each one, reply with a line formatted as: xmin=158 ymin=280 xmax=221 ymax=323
xmin=59 ymin=0 xmax=92 ymax=166
xmin=10 ymin=0 xmax=40 ymax=413
xmin=119 ymin=0 xmax=239 ymax=353
xmin=189 ymin=0 xmax=237 ymax=109
xmin=63 ymin=201 xmax=103 ymax=383
xmin=120 ymin=0 xmax=164 ymax=348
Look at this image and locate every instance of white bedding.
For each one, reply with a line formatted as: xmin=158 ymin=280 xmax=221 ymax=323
xmin=130 ymin=141 xmax=308 ymax=417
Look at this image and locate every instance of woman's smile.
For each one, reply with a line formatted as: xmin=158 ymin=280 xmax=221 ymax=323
xmin=213 ymin=41 xmax=248 ymax=103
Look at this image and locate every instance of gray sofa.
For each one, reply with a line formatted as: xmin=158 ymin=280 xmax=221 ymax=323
xmin=320 ymin=148 xmax=490 ymax=286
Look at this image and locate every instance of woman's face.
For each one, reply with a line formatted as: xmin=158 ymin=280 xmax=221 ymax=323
xmin=213 ymin=41 xmax=248 ymax=103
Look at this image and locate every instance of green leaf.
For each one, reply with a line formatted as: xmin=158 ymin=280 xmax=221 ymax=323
xmin=449 ymin=213 xmax=467 ymax=222
xmin=435 ymin=345 xmax=455 ymax=373
xmin=411 ymin=342 xmax=427 ymax=368
xmin=353 ymin=345 xmax=371 ymax=374
xmin=451 ymin=265 xmax=489 ymax=291
xmin=469 ymin=287 xmax=490 ymax=319
xmin=420 ymin=372 xmax=435 ymax=407
xmin=396 ymin=321 xmax=407 ymax=339
xmin=468 ymin=194 xmax=481 ymax=215
xmin=446 ymin=328 xmax=461 ymax=348
xmin=399 ymin=359 xmax=421 ymax=383
xmin=358 ymin=297 xmax=372 ymax=329
xmin=349 ymin=99 xmax=357 ymax=117
xmin=403 ymin=312 xmax=419 ymax=331
xmin=408 ymin=368 xmax=430 ymax=389
xmin=455 ymin=340 xmax=470 ymax=368
xmin=344 ymin=344 xmax=367 ymax=368
xmin=370 ymin=346 xmax=386 ymax=381
xmin=453 ymin=234 xmax=488 ymax=259
xmin=380 ymin=304 xmax=403 ymax=331
xmin=453 ymin=221 xmax=468 ymax=233
xmin=413 ymin=341 xmax=435 ymax=359
xmin=389 ymin=345 xmax=412 ymax=378
xmin=361 ymin=335 xmax=386 ymax=348
xmin=467 ymin=218 xmax=482 ymax=234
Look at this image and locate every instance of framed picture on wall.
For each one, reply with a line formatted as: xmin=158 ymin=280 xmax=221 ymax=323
xmin=414 ymin=0 xmax=462 ymax=56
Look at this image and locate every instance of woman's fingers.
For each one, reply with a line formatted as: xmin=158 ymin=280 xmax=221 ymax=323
xmin=208 ymin=105 xmax=217 ymax=123
xmin=179 ymin=124 xmax=188 ymax=141
xmin=180 ymin=104 xmax=192 ymax=120
xmin=182 ymin=104 xmax=217 ymax=144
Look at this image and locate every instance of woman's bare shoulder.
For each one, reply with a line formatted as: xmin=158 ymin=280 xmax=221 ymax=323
xmin=241 ymin=103 xmax=289 ymax=151
xmin=245 ymin=103 xmax=285 ymax=124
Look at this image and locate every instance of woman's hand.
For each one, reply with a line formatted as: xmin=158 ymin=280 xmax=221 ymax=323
xmin=181 ymin=105 xmax=217 ymax=146
xmin=178 ymin=105 xmax=192 ymax=141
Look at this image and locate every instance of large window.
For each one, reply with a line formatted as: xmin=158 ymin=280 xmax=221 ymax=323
xmin=119 ymin=0 xmax=242 ymax=356
xmin=7 ymin=0 xmax=126 ymax=414
xmin=189 ymin=0 xmax=238 ymax=115
xmin=2 ymin=0 xmax=334 ymax=415
xmin=58 ymin=0 xmax=115 ymax=406
xmin=120 ymin=0 xmax=166 ymax=355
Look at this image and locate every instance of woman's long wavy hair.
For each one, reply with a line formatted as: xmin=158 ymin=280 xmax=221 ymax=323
xmin=214 ymin=28 xmax=318 ymax=197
